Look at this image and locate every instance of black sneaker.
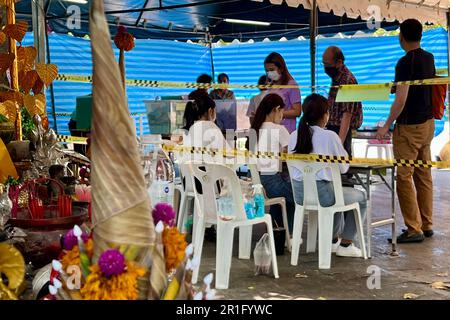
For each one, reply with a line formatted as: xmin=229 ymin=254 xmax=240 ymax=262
xmin=423 ymin=230 xmax=434 ymax=238
xmin=388 ymin=230 xmax=424 ymax=243
xmin=401 ymin=228 xmax=434 ymax=238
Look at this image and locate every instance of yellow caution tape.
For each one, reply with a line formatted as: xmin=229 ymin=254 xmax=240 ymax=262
xmin=55 ymin=73 xmax=450 ymax=90
xmin=56 ymin=134 xmax=88 ymax=144
xmin=162 ymin=144 xmax=450 ymax=169
xmin=55 ymin=135 xmax=450 ymax=168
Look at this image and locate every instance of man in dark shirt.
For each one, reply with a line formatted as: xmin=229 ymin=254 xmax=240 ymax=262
xmin=377 ymin=19 xmax=436 ymax=243
xmin=323 ymin=46 xmax=363 ymax=157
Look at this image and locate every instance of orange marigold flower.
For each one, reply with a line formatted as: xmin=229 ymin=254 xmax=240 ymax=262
xmin=80 ymin=262 xmax=146 ymax=300
xmin=60 ymin=238 xmax=94 ymax=270
xmin=162 ymin=227 xmax=187 ymax=272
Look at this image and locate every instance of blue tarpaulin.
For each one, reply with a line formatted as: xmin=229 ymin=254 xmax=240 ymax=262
xmin=22 ymin=27 xmax=448 ymax=136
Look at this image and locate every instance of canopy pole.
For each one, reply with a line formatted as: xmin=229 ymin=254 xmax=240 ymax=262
xmin=207 ymin=29 xmax=215 ymax=82
xmin=447 ymin=10 xmax=450 ymax=141
xmin=32 ymin=0 xmax=46 ymax=63
xmin=45 ymin=24 xmax=58 ymax=134
xmin=310 ymin=0 xmax=318 ymax=93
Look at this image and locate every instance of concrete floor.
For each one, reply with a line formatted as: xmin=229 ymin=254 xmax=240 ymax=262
xmin=195 ymin=169 xmax=450 ymax=300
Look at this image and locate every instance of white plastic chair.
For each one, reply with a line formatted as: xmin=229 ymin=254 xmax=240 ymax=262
xmin=286 ymin=160 xmax=367 ymax=269
xmin=188 ymin=162 xmax=279 ymax=289
xmin=364 ymin=143 xmax=393 ymax=159
xmin=248 ymin=164 xmax=291 ymax=252
xmin=174 ymin=163 xmax=195 ymax=232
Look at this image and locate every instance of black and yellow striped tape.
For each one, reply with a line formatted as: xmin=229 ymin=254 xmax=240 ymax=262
xmin=162 ymin=144 xmax=450 ymax=169
xmin=54 ymin=135 xmax=450 ymax=168
xmin=56 ymin=134 xmax=88 ymax=144
xmin=55 ymin=74 xmax=450 ymax=90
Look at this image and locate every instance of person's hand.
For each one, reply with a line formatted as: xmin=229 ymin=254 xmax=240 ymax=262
xmin=376 ymin=126 xmax=389 ymax=140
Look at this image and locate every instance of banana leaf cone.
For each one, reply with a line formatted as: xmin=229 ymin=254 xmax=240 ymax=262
xmin=148 ymin=225 xmax=167 ymax=300
xmin=89 ymin=0 xmax=155 ymax=298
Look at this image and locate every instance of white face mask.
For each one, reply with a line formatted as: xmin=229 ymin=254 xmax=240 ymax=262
xmin=267 ymin=70 xmax=281 ymax=82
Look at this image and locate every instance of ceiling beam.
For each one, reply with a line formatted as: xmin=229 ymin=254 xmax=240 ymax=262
xmin=46 ymin=0 xmax=240 ymax=20
xmin=134 ymin=0 xmax=150 ymax=26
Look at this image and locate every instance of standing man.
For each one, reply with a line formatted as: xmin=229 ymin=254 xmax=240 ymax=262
xmin=376 ymin=19 xmax=436 ymax=243
xmin=323 ymin=46 xmax=363 ymax=157
xmin=210 ymin=73 xmax=236 ymax=100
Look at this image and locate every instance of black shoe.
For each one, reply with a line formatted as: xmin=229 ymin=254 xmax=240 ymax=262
xmin=388 ymin=230 xmax=424 ymax=243
xmin=423 ymin=230 xmax=434 ymax=238
xmin=401 ymin=228 xmax=434 ymax=238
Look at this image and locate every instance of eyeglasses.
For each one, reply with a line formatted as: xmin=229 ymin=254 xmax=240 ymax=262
xmin=320 ymin=61 xmax=335 ymax=68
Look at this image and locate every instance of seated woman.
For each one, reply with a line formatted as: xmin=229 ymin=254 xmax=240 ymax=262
xmin=183 ymin=95 xmax=230 ymax=156
xmin=288 ymin=94 xmax=366 ymax=258
xmin=182 ymin=95 xmax=231 ymax=242
xmin=249 ymin=93 xmax=295 ymax=232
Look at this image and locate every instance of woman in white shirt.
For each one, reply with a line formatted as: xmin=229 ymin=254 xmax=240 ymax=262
xmin=288 ymin=94 xmax=366 ymax=258
xmin=183 ymin=96 xmax=230 ymax=164
xmin=249 ymin=93 xmax=295 ymax=232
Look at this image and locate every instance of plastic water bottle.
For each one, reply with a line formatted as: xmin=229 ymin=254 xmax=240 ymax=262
xmin=253 ymin=184 xmax=265 ymax=218
xmin=244 ymin=194 xmax=255 ymax=220
xmin=140 ymin=134 xmax=175 ymax=207
xmin=216 ymin=185 xmax=234 ymax=221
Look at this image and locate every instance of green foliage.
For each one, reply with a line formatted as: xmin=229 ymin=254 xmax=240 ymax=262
xmin=4 ymin=176 xmax=20 ymax=186
xmin=21 ymin=108 xmax=35 ymax=141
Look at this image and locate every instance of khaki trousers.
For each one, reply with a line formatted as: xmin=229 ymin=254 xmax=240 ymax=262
xmin=393 ymin=119 xmax=434 ymax=234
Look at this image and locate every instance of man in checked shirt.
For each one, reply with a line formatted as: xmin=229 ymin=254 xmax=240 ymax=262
xmin=322 ymin=46 xmax=363 ymax=157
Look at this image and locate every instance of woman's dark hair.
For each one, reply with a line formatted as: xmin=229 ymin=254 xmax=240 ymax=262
xmin=217 ymin=73 xmax=229 ymax=83
xmin=197 ymin=74 xmax=212 ymax=84
xmin=182 ymin=95 xmax=216 ymax=130
xmin=264 ymin=52 xmax=293 ymax=85
xmin=247 ymin=93 xmax=285 ymax=150
xmin=293 ymin=94 xmax=329 ymax=154
xmin=258 ymin=75 xmax=267 ymax=90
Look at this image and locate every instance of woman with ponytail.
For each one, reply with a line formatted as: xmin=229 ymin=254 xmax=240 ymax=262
xmin=288 ymin=94 xmax=367 ymax=258
xmin=250 ymin=93 xmax=295 ymax=232
xmin=183 ymin=95 xmax=230 ymax=162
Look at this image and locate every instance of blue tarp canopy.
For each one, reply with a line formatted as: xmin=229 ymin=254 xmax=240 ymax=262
xmin=15 ymin=0 xmax=400 ymax=41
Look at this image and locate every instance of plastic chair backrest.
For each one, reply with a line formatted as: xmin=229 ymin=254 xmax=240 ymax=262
xmin=189 ymin=162 xmax=246 ymax=221
xmin=179 ymin=163 xmax=194 ymax=193
xmin=286 ymin=160 xmax=345 ymax=208
xmin=248 ymin=164 xmax=262 ymax=185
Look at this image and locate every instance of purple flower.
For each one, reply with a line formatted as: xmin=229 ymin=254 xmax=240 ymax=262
xmin=152 ymin=203 xmax=176 ymax=227
xmin=98 ymin=249 xmax=125 ymax=277
xmin=63 ymin=229 xmax=89 ymax=251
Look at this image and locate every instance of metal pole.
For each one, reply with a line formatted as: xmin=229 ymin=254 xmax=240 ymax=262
xmin=45 ymin=25 xmax=58 ymax=134
xmin=310 ymin=0 xmax=318 ymax=93
xmin=32 ymin=0 xmax=46 ymax=63
xmin=207 ymin=30 xmax=215 ymax=81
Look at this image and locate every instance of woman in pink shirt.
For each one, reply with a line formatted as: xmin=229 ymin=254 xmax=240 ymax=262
xmin=264 ymin=52 xmax=302 ymax=133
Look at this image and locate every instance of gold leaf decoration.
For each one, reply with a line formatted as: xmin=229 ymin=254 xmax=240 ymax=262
xmin=23 ymin=93 xmax=46 ymax=116
xmin=19 ymin=70 xmax=39 ymax=92
xmin=3 ymin=20 xmax=28 ymax=43
xmin=36 ymin=63 xmax=58 ymax=86
xmin=0 ymin=31 xmax=6 ymax=45
xmin=32 ymin=77 xmax=44 ymax=94
xmin=0 ymin=53 xmax=15 ymax=74
xmin=0 ymin=100 xmax=17 ymax=123
xmin=0 ymin=91 xmax=23 ymax=105
xmin=0 ymin=244 xmax=25 ymax=300
xmin=17 ymin=46 xmax=37 ymax=72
